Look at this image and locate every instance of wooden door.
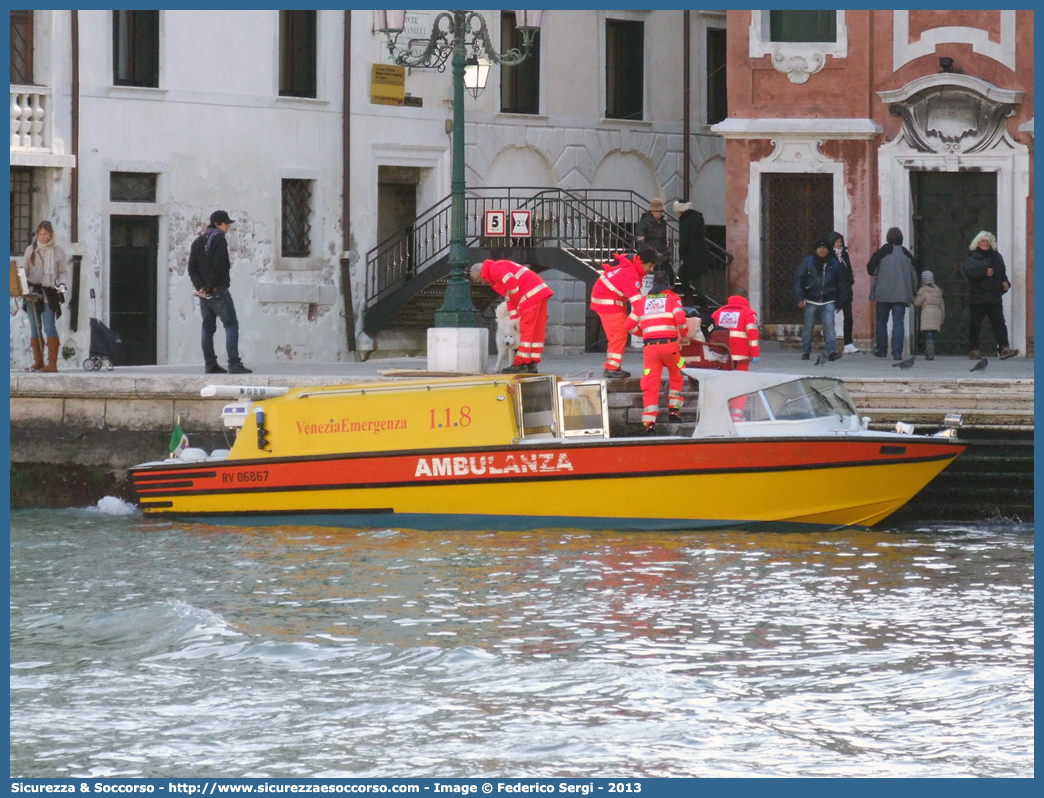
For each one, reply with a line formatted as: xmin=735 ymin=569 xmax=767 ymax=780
xmin=761 ymin=173 xmax=834 ymax=323
xmin=109 ymin=216 xmax=158 ymax=365
xmin=377 ymin=167 xmax=419 ymax=278
xmin=912 ymin=171 xmax=997 ymax=354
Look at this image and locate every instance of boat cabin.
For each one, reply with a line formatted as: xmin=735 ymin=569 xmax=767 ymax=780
xmin=197 ymin=375 xmax=612 ymax=463
xmin=170 ymin=371 xmax=890 ymax=465
xmin=685 ymin=369 xmax=867 ymax=438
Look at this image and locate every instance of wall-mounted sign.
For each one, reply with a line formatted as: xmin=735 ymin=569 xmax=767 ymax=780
xmin=484 ymin=209 xmax=507 ymax=237
xmin=510 ymin=210 xmax=532 ymax=237
xmin=371 ymin=64 xmax=405 ymax=105
xmin=402 ymin=11 xmax=432 ymax=38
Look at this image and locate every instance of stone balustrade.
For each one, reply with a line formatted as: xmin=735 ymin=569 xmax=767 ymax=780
xmin=10 ymin=86 xmax=50 ymax=151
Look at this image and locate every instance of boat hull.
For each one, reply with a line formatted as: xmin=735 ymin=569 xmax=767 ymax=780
xmin=132 ymin=436 xmax=964 ymax=531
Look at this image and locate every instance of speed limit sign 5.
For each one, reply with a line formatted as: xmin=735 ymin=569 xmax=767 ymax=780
xmin=484 ymin=210 xmax=507 ymax=237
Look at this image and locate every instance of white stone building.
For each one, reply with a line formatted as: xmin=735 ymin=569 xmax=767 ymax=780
xmin=10 ymin=9 xmax=727 ymax=369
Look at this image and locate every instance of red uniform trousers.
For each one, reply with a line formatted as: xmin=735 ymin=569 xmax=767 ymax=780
xmin=729 ymin=359 xmax=750 ymax=422
xmin=640 ymin=340 xmax=685 ymax=426
xmin=596 ymin=309 xmax=630 ymax=371
xmin=515 ymin=298 xmax=549 ymax=365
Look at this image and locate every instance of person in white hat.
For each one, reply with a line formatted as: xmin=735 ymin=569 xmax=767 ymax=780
xmin=964 ymin=230 xmax=1018 ymax=359
xmin=674 ymin=200 xmax=709 ymax=299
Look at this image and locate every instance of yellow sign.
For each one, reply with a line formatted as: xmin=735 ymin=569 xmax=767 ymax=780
xmin=371 ymin=64 xmax=405 ymax=106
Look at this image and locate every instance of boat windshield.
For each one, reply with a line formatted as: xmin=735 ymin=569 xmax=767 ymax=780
xmin=731 ymin=377 xmax=859 ymax=423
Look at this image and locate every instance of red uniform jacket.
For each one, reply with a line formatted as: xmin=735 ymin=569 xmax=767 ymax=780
xmin=591 ymin=254 xmax=644 ymax=315
xmin=625 ymin=290 xmax=687 ymax=341
xmin=712 ymin=295 xmax=760 ymax=362
xmin=480 ymin=259 xmax=553 ymax=319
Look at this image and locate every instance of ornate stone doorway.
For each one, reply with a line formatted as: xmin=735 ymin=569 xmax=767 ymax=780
xmin=878 ymin=74 xmax=1028 ymax=354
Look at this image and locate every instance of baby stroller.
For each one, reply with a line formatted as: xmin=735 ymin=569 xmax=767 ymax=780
xmin=82 ymin=289 xmax=122 ymax=371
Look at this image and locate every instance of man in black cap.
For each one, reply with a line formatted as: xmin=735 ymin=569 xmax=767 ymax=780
xmin=187 ymin=210 xmax=251 ymax=374
xmin=793 ymin=238 xmax=844 ymax=362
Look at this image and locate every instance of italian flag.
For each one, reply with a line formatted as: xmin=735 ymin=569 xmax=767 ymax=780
xmin=169 ymin=416 xmax=189 ymax=457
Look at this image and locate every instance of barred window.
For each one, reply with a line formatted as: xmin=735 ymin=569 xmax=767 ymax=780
xmin=113 ymin=10 xmax=159 ymax=87
xmin=110 ymin=172 xmax=157 ymax=203
xmin=10 ymin=167 xmax=34 ymax=256
xmin=279 ymin=10 xmax=317 ymax=98
xmin=11 ymin=10 xmax=33 ymax=85
xmin=281 ymin=179 xmax=312 ymax=257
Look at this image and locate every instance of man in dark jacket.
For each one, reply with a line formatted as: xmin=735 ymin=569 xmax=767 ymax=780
xmin=866 ymin=227 xmax=918 ymax=360
xmin=635 ymin=198 xmax=674 ymax=285
xmin=188 ymin=210 xmax=251 ymax=374
xmin=964 ymin=230 xmax=1018 ymax=359
xmin=794 ymin=238 xmax=844 ymax=361
xmin=674 ymin=200 xmax=710 ymax=299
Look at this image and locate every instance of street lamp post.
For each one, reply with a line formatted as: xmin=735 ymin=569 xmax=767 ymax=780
xmin=377 ymin=10 xmax=542 ymax=328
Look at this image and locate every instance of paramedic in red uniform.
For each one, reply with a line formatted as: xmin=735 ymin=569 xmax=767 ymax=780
xmin=625 ymin=271 xmax=688 ymax=434
xmin=470 ymin=259 xmax=554 ymax=373
xmin=590 ymin=246 xmax=660 ymax=379
xmin=712 ymin=289 xmax=760 ymax=371
xmin=713 ymin=289 xmax=760 ymax=423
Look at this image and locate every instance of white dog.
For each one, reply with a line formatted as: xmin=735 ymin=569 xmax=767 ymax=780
xmin=493 ymin=302 xmax=521 ymax=373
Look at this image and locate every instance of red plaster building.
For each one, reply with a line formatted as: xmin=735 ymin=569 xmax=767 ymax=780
xmin=713 ymin=10 xmax=1033 ymax=355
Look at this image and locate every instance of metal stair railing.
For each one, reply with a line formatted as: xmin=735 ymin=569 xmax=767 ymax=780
xmin=519 ymin=187 xmax=643 ymax=270
xmin=364 ymin=187 xmax=732 ymax=309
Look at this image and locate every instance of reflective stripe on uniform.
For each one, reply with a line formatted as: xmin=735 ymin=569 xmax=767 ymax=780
xmin=597 ymin=273 xmax=626 ymax=298
xmin=643 ymin=324 xmax=680 ymax=336
xmin=518 ymin=283 xmax=547 ymax=303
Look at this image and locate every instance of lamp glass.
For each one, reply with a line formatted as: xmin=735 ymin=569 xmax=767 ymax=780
xmin=377 ymin=10 xmax=406 ymax=33
xmin=463 ymin=57 xmax=491 ymax=97
xmin=514 ymin=10 xmax=543 ymax=31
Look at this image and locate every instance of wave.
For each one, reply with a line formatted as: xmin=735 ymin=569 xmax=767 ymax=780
xmin=86 ymin=496 xmax=140 ymax=515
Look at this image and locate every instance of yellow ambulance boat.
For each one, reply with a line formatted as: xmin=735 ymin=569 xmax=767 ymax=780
xmin=130 ymin=370 xmax=965 ymax=531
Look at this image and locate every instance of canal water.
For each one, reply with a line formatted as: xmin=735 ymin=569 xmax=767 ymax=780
xmin=10 ymin=501 xmax=1034 ymax=778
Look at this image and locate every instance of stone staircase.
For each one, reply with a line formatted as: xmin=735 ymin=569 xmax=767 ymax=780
xmin=844 ymin=377 xmax=1034 ymax=428
xmin=363 ymin=187 xmax=733 ymax=337
xmin=607 ymin=377 xmax=698 ymax=436
xmin=890 ymin=425 xmax=1034 ymax=522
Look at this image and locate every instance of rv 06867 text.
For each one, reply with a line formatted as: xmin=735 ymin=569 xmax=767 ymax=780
xmin=222 ymin=470 xmax=269 ymax=484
